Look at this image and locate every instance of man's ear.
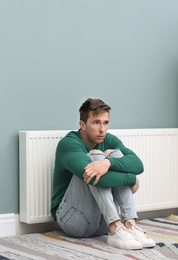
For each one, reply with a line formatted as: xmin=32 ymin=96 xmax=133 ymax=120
xmin=79 ymin=120 xmax=86 ymax=130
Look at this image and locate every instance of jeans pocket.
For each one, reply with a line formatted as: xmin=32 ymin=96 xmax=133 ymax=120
xmin=60 ymin=207 xmax=90 ymax=238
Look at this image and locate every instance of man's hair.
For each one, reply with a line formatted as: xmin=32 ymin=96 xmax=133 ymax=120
xmin=79 ymin=98 xmax=111 ymax=122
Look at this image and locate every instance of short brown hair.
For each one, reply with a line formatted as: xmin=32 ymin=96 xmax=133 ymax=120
xmin=79 ymin=98 xmax=111 ymax=123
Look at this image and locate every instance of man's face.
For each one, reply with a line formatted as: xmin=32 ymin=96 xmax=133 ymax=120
xmin=80 ymin=111 xmax=110 ymax=148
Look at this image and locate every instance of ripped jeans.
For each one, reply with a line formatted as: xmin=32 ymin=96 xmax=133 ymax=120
xmin=56 ymin=149 xmax=138 ymax=238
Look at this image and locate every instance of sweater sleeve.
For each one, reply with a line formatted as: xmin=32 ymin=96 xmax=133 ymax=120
xmin=106 ymin=134 xmax=144 ymax=175
xmin=57 ymin=136 xmax=136 ymax=188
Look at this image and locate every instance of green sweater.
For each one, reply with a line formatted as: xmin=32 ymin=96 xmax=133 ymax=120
xmin=51 ymin=130 xmax=144 ymax=220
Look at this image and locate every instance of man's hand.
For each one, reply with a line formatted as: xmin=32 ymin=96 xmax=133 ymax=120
xmin=131 ymin=177 xmax=139 ymax=193
xmin=83 ymin=159 xmax=111 ymax=185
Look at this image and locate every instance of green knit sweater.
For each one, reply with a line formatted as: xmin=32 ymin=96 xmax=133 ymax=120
xmin=51 ymin=130 xmax=144 ymax=220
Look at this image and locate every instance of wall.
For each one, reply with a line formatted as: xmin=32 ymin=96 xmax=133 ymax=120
xmin=0 ymin=0 xmax=178 ymax=215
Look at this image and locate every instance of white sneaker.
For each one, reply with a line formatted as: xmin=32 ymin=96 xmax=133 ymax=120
xmin=128 ymin=222 xmax=156 ymax=248
xmin=107 ymin=225 xmax=143 ymax=250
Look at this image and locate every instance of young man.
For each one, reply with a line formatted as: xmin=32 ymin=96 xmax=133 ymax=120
xmin=51 ymin=98 xmax=155 ymax=250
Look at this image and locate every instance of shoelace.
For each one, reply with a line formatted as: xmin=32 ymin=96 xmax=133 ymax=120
xmin=116 ymin=225 xmax=135 ymax=241
xmin=131 ymin=225 xmax=149 ymax=239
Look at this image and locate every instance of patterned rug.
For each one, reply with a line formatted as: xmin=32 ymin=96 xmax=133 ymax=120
xmin=0 ymin=214 xmax=178 ymax=260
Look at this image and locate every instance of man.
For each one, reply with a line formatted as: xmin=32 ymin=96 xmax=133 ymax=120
xmin=51 ymin=98 xmax=155 ymax=250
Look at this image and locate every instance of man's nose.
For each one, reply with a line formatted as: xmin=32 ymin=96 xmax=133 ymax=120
xmin=99 ymin=123 xmax=105 ymax=131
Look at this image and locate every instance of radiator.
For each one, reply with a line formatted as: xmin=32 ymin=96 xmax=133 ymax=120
xmin=19 ymin=128 xmax=178 ymax=224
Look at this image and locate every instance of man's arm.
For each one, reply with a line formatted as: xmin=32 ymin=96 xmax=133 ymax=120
xmin=106 ymin=133 xmax=144 ymax=174
xmin=83 ymin=134 xmax=144 ymax=186
xmin=58 ymin=138 xmax=136 ymax=188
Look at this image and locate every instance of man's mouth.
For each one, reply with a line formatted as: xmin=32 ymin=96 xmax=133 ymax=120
xmin=97 ymin=135 xmax=104 ymax=138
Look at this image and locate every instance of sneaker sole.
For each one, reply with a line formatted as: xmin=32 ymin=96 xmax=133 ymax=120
xmin=143 ymin=243 xmax=156 ymax=248
xmin=107 ymin=241 xmax=143 ymax=250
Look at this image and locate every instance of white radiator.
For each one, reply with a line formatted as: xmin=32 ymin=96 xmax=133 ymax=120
xmin=19 ymin=128 xmax=178 ymax=224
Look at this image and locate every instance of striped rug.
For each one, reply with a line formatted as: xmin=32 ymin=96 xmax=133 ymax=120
xmin=0 ymin=214 xmax=178 ymax=260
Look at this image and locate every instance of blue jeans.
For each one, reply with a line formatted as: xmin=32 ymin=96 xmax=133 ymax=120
xmin=56 ymin=149 xmax=138 ymax=238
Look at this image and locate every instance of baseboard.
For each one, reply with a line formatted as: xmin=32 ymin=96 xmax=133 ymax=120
xmin=0 ymin=213 xmax=16 ymax=237
xmin=137 ymin=207 xmax=178 ymax=220
xmin=15 ymin=214 xmax=60 ymax=235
